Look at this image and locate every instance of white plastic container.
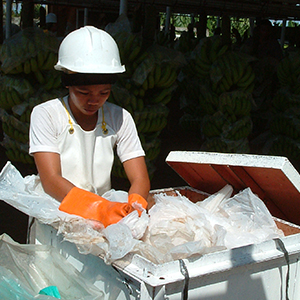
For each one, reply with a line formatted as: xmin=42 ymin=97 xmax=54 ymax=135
xmin=29 ymin=151 xmax=300 ymax=300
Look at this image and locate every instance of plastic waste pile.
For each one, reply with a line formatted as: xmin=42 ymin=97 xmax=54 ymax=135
xmin=0 ymin=162 xmax=283 ymax=265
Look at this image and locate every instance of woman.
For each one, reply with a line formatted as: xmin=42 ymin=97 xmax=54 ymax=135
xmin=29 ymin=26 xmax=150 ymax=227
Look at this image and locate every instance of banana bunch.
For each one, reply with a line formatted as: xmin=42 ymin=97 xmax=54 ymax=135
xmin=270 ymin=114 xmax=300 ymax=140
xmin=175 ymin=31 xmax=198 ymax=54
xmin=210 ymin=51 xmax=255 ymax=95
xmin=148 ymin=84 xmax=176 ymax=106
xmin=137 ymin=110 xmax=168 ymax=134
xmin=179 ymin=113 xmax=203 ymax=132
xmin=113 ymin=31 xmax=148 ymax=78
xmin=111 ymin=34 xmax=178 ymax=109
xmin=19 ymin=107 xmax=32 ymax=124
xmin=12 ymin=50 xmax=58 ymax=75
xmin=0 ymin=76 xmax=35 ymax=111
xmin=131 ymin=61 xmax=178 ymax=104
xmin=266 ymin=87 xmax=300 ymax=160
xmin=134 ymin=103 xmax=168 ymax=124
xmin=131 ymin=59 xmax=178 ymax=105
xmin=1 ymin=112 xmax=29 ymax=144
xmin=277 ymin=52 xmax=300 ymax=93
xmin=155 ymin=31 xmax=170 ymax=47
xmin=202 ymin=135 xmax=250 ymax=153
xmin=0 ymin=27 xmax=59 ymax=75
xmin=110 ymin=71 xmax=170 ymax=170
xmin=183 ymin=36 xmax=229 ymax=79
xmin=218 ymin=90 xmax=252 ymax=122
xmin=0 ymin=87 xmax=23 ymax=111
xmin=0 ymin=27 xmax=66 ymax=167
xmin=143 ymin=139 xmax=161 ymax=161
xmin=148 ymin=63 xmax=178 ymax=90
xmin=201 ymin=137 xmax=230 ymax=153
xmin=201 ymin=107 xmax=252 ymax=147
xmin=224 ymin=116 xmax=252 ymax=141
xmin=2 ymin=134 xmax=34 ymax=165
xmin=179 ymin=78 xmax=220 ymax=118
xmin=5 ymin=147 xmax=34 ymax=165
xmin=197 ymin=86 xmax=219 ymax=116
xmin=11 ymin=87 xmax=67 ymax=126
xmin=0 ymin=27 xmax=62 ymax=116
xmin=34 ymin=69 xmax=62 ymax=91
xmin=201 ymin=118 xmax=223 ymax=138
xmin=271 ymin=88 xmax=298 ymax=113
xmin=269 ymin=136 xmax=300 ymax=160
xmin=112 ymin=158 xmax=128 ymax=179
xmin=201 ymin=111 xmax=228 ymax=138
xmin=109 ymin=84 xmax=145 ymax=117
xmin=110 ymin=31 xmax=183 ymax=178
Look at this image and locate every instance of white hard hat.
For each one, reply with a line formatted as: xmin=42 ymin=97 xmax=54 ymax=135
xmin=46 ymin=13 xmax=57 ymax=24
xmin=54 ymin=26 xmax=125 ymax=74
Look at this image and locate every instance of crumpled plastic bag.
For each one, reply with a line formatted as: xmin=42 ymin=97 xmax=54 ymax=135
xmin=207 ymin=186 xmax=284 ymax=249
xmin=139 ymin=184 xmax=284 ymax=263
xmin=0 ymin=234 xmax=104 ymax=299
xmin=0 ymin=161 xmax=149 ymax=264
xmin=0 ymin=161 xmax=284 ymax=265
xmin=0 ymin=266 xmax=55 ymax=300
xmin=0 ymin=161 xmax=68 ymax=224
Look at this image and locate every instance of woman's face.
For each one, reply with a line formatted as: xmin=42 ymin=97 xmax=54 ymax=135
xmin=68 ymin=84 xmax=111 ymax=116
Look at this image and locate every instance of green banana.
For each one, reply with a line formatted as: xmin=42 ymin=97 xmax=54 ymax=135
xmin=23 ymin=60 xmax=31 ymax=74
xmin=151 ymin=86 xmax=174 ymax=104
xmin=30 ymin=57 xmax=38 ymax=72
xmin=156 ymin=64 xmax=172 ymax=87
xmin=157 ymin=68 xmax=177 ymax=88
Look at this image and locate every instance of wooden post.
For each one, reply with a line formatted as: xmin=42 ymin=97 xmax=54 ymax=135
xmin=21 ymin=0 xmax=34 ymax=29
xmin=165 ymin=6 xmax=171 ymax=34
xmin=142 ymin=5 xmax=157 ymax=49
xmin=197 ymin=9 xmax=207 ymax=39
xmin=39 ymin=5 xmax=46 ymax=28
xmin=221 ymin=14 xmax=231 ymax=45
xmin=0 ymin=0 xmax=3 ymax=43
xmin=5 ymin=0 xmax=12 ymax=39
xmin=280 ymin=18 xmax=286 ymax=49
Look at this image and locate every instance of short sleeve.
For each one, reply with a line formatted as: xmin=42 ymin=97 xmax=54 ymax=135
xmin=29 ymin=100 xmax=63 ymax=154
xmin=116 ymin=109 xmax=145 ymax=163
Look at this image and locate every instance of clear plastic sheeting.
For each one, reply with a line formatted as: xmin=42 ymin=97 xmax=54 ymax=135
xmin=0 ymin=162 xmax=284 ymax=265
xmin=0 ymin=161 xmax=68 ymax=224
xmin=0 ymin=234 xmax=104 ymax=299
xmin=140 ymin=185 xmax=284 ymax=263
xmin=0 ymin=161 xmax=149 ymax=264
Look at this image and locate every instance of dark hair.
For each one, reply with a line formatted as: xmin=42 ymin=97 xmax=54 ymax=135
xmin=61 ymin=72 xmax=118 ymax=86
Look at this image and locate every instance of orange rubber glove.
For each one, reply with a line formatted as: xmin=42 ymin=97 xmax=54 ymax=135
xmin=128 ymin=193 xmax=148 ymax=210
xmin=59 ymin=187 xmax=135 ymax=227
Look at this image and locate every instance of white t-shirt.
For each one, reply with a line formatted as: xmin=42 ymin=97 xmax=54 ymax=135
xmin=29 ymin=96 xmax=144 ymax=161
xmin=29 ymin=96 xmax=145 ymax=194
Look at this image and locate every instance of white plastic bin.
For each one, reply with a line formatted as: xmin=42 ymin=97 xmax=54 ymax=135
xmin=28 ymin=151 xmax=300 ymax=300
